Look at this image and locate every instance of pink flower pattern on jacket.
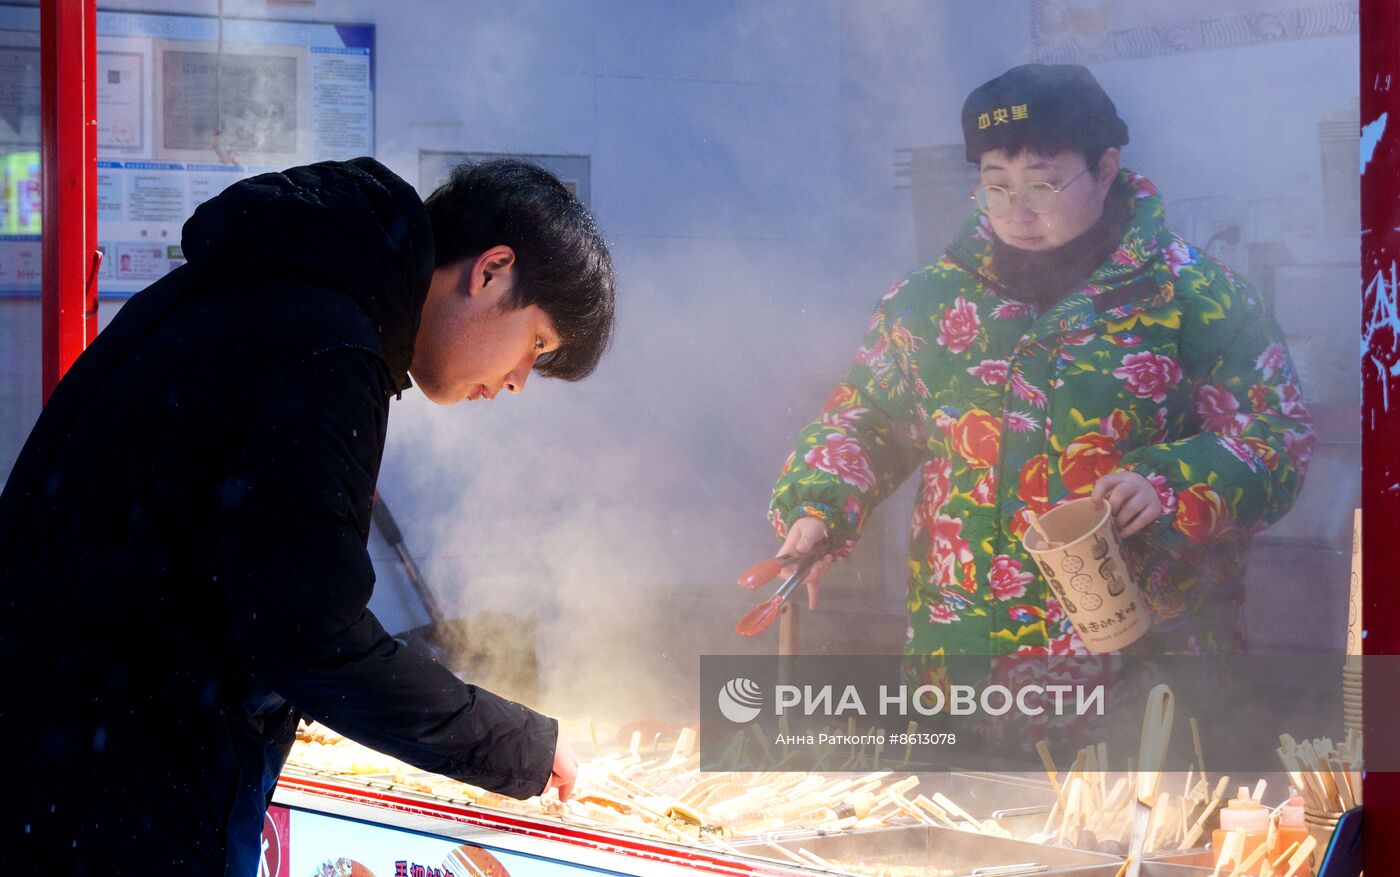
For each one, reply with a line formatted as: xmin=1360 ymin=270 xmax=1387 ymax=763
xmin=1164 ymin=239 xmax=1194 ymax=278
xmin=804 ymin=433 xmax=876 ymax=491
xmin=968 ymin=359 xmax=1009 ymax=385
xmin=937 ymin=296 xmax=981 ymax=353
xmin=1195 ymin=384 xmax=1250 ymax=436
xmin=928 ymin=514 xmax=973 ymax=589
xmin=1254 ymin=343 xmax=1286 ymax=381
xmin=1112 ymin=351 xmax=1182 ymax=403
xmin=912 ymin=457 xmax=953 ymax=536
xmin=988 ymin=555 xmax=1032 ymax=601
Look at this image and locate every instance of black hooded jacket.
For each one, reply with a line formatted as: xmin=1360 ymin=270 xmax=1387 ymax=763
xmin=0 ymin=158 xmax=557 ymax=875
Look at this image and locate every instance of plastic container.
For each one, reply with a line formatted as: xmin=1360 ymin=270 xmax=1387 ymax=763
xmin=1212 ymin=787 xmax=1270 ymax=870
xmin=1274 ymin=795 xmax=1312 ymax=876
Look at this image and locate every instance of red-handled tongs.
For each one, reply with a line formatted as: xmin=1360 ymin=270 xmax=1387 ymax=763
xmin=734 ymin=545 xmax=828 ymax=637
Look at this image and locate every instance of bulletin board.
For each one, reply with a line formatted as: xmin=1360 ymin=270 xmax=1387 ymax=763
xmin=0 ymin=6 xmax=375 ymax=297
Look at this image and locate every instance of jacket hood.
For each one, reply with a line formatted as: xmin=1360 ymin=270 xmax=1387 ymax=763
xmin=181 ymin=157 xmax=435 ymax=393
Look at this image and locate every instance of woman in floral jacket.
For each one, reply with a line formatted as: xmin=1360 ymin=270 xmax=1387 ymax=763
xmin=769 ymin=64 xmax=1313 ymax=656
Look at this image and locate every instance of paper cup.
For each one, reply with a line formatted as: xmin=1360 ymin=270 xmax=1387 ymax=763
xmin=1023 ymin=498 xmax=1150 ymax=652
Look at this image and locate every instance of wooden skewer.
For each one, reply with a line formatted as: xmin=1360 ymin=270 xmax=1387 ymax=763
xmin=1057 ymin=777 xmax=1083 ymax=845
xmin=1191 ymin=718 xmax=1208 ymax=789
xmin=763 ymin=842 xmax=810 ymax=866
xmin=1307 ymin=751 xmax=1342 ymax=809
xmin=913 ymin=794 xmax=961 ymax=830
xmin=1144 ymin=791 xmax=1171 ymax=852
xmin=1041 ymin=764 xmax=1077 ymax=834
xmin=885 ymin=775 xmax=919 ymax=799
xmin=1331 ymin=758 xmax=1357 ymax=810
xmin=1027 ymin=510 xmax=1060 ymax=548
xmin=1269 ymin=840 xmax=1301 ymax=874
xmin=1210 ymin=830 xmax=1242 ymax=877
xmin=1280 ymin=836 xmax=1317 ymax=877
xmin=932 ymin=791 xmax=982 ymax=827
xmin=1036 ymin=741 xmax=1070 ymax=811
xmin=1081 ymin=746 xmax=1103 ymax=820
xmin=1212 ymin=775 xmax=1232 ymax=800
xmin=673 ymin=727 xmax=696 ymax=760
xmin=1288 ymin=754 xmax=1331 ymax=811
xmin=1090 ymin=777 xmax=1129 ymax=835
xmin=1257 ymin=811 xmax=1282 ymax=877
xmin=1277 ymin=748 xmax=1310 ymax=804
xmin=1228 ymin=828 xmax=1276 ymax=877
xmin=1113 ymin=857 xmax=1133 ymax=877
xmin=1179 ymin=793 xmax=1226 ymax=850
xmin=796 ymin=847 xmax=836 ymax=869
xmin=886 ymin=789 xmax=939 ymax=827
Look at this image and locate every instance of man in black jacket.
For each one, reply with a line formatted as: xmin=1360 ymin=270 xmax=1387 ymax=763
xmin=0 ymin=157 xmax=615 ymax=874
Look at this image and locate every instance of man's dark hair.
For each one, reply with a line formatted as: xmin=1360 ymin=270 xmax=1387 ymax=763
xmin=425 ymin=159 xmax=615 ymax=381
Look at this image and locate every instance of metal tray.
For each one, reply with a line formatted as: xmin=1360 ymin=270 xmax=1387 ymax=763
xmin=1041 ymin=863 xmax=1213 ymax=876
xmin=910 ymin=771 xmax=1057 ymax=837
xmin=731 ymin=824 xmax=1117 ymax=875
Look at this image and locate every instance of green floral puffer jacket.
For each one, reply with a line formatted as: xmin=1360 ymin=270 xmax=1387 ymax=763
xmin=770 ymin=171 xmax=1314 ymax=657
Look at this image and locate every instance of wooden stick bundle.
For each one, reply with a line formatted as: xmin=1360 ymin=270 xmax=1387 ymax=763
xmin=1277 ymin=733 xmax=1361 ymax=812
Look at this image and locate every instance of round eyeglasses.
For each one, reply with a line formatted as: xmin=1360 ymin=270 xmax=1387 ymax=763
xmin=971 ymin=166 xmax=1093 ymax=217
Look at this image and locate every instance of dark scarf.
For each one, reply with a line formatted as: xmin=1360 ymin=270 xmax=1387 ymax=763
xmin=989 ymin=179 xmax=1134 ymax=313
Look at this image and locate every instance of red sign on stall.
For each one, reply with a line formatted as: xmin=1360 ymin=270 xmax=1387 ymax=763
xmin=259 ymin=806 xmax=291 ymax=877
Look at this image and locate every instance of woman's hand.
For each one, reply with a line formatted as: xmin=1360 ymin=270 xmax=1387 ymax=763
xmin=776 ymin=516 xmax=833 ymax=610
xmin=1091 ymin=471 xmax=1164 ymax=538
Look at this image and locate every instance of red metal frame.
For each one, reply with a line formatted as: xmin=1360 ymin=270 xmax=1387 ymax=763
xmin=1360 ymin=0 xmax=1399 ymax=871
xmin=39 ymin=0 xmax=99 ymax=403
xmin=277 ymin=774 xmax=800 ymax=877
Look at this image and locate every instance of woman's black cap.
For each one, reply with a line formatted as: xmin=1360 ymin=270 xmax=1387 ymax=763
xmin=962 ymin=63 xmax=1129 ymax=163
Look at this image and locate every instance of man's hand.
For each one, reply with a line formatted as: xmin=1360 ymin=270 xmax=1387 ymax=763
xmin=545 ymin=734 xmax=578 ymax=802
xmin=1091 ymin=471 xmax=1164 ymax=538
xmin=776 ymin=516 xmax=833 ymax=610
